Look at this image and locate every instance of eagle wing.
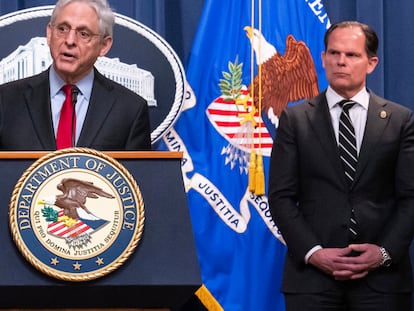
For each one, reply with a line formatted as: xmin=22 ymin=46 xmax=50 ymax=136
xmin=250 ymin=34 xmax=319 ymax=117
xmin=57 ymin=178 xmax=114 ymax=206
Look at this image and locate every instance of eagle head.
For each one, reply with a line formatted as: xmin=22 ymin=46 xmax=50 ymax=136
xmin=244 ymin=26 xmax=277 ymax=65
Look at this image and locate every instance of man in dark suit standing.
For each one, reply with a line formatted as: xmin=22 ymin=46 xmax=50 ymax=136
xmin=269 ymin=21 xmax=414 ymax=310
xmin=0 ymin=0 xmax=151 ymax=151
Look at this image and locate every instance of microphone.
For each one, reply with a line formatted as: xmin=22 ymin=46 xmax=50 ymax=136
xmin=71 ymin=86 xmax=80 ymax=147
xmin=71 ymin=86 xmax=79 ymax=106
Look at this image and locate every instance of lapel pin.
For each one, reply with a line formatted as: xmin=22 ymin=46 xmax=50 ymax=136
xmin=380 ymin=110 xmax=387 ymax=119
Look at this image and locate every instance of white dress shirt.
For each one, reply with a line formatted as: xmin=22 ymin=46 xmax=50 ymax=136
xmin=326 ymin=86 xmax=370 ymax=153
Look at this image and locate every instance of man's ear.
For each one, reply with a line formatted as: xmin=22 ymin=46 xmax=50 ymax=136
xmin=99 ymin=36 xmax=113 ymax=57
xmin=46 ymin=23 xmax=52 ymax=46
xmin=367 ymin=56 xmax=379 ymax=75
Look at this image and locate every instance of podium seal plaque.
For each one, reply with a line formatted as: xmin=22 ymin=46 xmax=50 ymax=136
xmin=9 ymin=148 xmax=145 ymax=282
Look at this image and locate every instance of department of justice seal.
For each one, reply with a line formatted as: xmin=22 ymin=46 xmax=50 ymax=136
xmin=9 ymin=148 xmax=145 ymax=282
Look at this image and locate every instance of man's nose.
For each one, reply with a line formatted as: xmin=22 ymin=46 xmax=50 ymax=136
xmin=65 ymin=29 xmax=77 ymax=44
xmin=337 ymin=53 xmax=346 ymax=65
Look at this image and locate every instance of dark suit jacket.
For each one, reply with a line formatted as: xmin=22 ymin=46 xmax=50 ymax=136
xmin=268 ymin=90 xmax=414 ymax=294
xmin=0 ymin=68 xmax=151 ymax=151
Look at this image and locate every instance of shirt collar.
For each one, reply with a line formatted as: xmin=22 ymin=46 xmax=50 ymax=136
xmin=326 ymin=86 xmax=370 ymax=111
xmin=49 ymin=66 xmax=94 ymax=99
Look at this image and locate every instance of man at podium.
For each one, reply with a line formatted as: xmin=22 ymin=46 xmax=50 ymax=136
xmin=0 ymin=0 xmax=151 ymax=151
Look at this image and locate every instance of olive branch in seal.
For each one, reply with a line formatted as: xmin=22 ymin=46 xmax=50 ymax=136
xmin=41 ymin=206 xmax=58 ymax=222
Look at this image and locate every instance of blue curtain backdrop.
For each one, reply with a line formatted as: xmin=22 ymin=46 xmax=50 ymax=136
xmin=0 ymin=0 xmax=204 ymax=68
xmin=323 ymin=0 xmax=414 ymax=111
xmin=3 ymin=0 xmax=412 ymax=110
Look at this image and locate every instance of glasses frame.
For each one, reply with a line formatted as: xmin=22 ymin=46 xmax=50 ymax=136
xmin=50 ymin=23 xmax=103 ymax=43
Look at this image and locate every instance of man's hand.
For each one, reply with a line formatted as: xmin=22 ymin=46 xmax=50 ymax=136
xmin=308 ymin=247 xmax=354 ymax=276
xmin=308 ymin=244 xmax=384 ymax=281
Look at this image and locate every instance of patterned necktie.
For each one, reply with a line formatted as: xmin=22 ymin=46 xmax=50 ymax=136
xmin=338 ymin=99 xmax=358 ymax=239
xmin=56 ymin=84 xmax=76 ymax=149
xmin=338 ymin=99 xmax=358 ymax=186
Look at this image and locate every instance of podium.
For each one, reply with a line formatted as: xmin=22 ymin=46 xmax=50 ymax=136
xmin=0 ymin=151 xmax=201 ymax=309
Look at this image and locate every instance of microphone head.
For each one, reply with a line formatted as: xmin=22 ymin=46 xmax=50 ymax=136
xmin=71 ymin=86 xmax=80 ymax=105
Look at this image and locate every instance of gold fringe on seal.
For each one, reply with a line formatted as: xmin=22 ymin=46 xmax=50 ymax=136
xmin=196 ymin=285 xmax=224 ymax=311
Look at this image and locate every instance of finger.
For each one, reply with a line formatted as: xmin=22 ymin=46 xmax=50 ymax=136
xmin=333 ymin=262 xmax=370 ymax=273
xmin=332 ymin=269 xmax=354 ymax=277
xmin=348 ymin=243 xmax=369 ymax=252
xmin=333 ymin=256 xmax=366 ymax=266
xmin=337 ymin=247 xmax=354 ymax=256
xmin=350 ymin=271 xmax=369 ymax=279
xmin=333 ymin=270 xmax=354 ymax=281
xmin=333 ymin=268 xmax=369 ymax=280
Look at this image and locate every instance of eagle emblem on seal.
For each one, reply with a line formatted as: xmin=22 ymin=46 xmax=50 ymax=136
xmin=38 ymin=178 xmax=114 ymax=241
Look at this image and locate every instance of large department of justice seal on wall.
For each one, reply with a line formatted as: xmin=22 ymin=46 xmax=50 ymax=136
xmin=9 ymin=148 xmax=145 ymax=281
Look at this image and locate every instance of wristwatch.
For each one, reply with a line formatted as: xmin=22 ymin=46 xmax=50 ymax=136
xmin=379 ymin=247 xmax=392 ymax=267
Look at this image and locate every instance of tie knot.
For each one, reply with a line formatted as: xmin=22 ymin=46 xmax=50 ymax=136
xmin=338 ymin=99 xmax=356 ymax=112
xmin=62 ymin=84 xmax=74 ymax=97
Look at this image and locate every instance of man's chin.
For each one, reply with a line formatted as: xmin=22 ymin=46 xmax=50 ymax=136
xmin=54 ymin=69 xmax=80 ymax=83
xmin=330 ymin=84 xmax=360 ymax=98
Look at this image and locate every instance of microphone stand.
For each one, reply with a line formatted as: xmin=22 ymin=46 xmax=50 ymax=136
xmin=71 ymin=86 xmax=79 ymax=148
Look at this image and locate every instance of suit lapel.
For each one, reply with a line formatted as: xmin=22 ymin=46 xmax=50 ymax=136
xmin=306 ymin=93 xmax=347 ymax=184
xmin=305 ymin=91 xmax=392 ymax=189
xmin=23 ymin=70 xmax=56 ymax=150
xmin=77 ymin=70 xmax=115 ymax=147
xmin=354 ymin=94 xmax=390 ymax=185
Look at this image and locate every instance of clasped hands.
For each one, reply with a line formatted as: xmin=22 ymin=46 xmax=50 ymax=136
xmin=308 ymin=243 xmax=383 ymax=281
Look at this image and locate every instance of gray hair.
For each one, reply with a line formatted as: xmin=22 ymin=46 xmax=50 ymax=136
xmin=50 ymin=0 xmax=115 ymax=37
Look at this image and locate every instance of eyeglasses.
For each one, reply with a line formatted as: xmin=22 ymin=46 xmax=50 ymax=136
xmin=51 ymin=24 xmax=102 ymax=43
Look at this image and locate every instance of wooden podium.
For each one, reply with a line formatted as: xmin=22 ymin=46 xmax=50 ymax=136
xmin=0 ymin=151 xmax=201 ymax=310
